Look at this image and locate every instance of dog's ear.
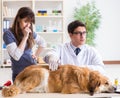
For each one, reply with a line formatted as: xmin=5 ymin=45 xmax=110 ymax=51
xmin=88 ymin=71 xmax=101 ymax=96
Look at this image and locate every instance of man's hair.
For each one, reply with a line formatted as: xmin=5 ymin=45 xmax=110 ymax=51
xmin=67 ymin=20 xmax=86 ymax=34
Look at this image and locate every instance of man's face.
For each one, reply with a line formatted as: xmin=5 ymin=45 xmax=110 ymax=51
xmin=69 ymin=26 xmax=86 ymax=47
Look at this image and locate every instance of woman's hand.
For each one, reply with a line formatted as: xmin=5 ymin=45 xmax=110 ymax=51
xmin=23 ymin=26 xmax=31 ymax=39
xmin=17 ymin=25 xmax=32 ymax=52
xmin=32 ymin=54 xmax=38 ymax=64
xmin=32 ymin=54 xmax=37 ymax=61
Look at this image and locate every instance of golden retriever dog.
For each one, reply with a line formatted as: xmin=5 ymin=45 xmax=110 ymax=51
xmin=2 ymin=64 xmax=115 ymax=97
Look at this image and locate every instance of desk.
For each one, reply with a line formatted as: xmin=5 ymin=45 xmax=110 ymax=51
xmin=0 ymin=92 xmax=120 ymax=98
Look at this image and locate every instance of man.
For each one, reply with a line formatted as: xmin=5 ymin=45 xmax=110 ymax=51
xmin=44 ymin=20 xmax=105 ymax=75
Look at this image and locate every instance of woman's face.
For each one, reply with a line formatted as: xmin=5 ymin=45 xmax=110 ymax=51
xmin=19 ymin=17 xmax=31 ymax=31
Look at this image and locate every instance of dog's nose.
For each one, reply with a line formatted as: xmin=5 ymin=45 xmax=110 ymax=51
xmin=110 ymin=86 xmax=116 ymax=93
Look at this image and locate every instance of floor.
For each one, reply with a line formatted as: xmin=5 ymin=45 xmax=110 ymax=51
xmin=0 ymin=65 xmax=120 ymax=98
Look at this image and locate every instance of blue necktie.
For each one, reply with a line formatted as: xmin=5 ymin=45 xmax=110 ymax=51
xmin=75 ymin=48 xmax=81 ymax=55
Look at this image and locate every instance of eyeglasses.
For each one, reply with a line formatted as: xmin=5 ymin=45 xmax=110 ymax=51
xmin=73 ymin=31 xmax=87 ymax=36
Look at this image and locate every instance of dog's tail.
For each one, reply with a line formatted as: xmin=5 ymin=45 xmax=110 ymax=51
xmin=2 ymin=85 xmax=20 ymax=97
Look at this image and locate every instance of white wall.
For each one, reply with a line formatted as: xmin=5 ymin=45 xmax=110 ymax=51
xmin=0 ymin=0 xmax=2 ymax=58
xmin=95 ymin=0 xmax=120 ymax=60
xmin=64 ymin=0 xmax=120 ymax=60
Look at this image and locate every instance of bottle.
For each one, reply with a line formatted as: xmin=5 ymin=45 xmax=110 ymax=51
xmin=43 ymin=25 xmax=47 ymax=32
xmin=53 ymin=21 xmax=58 ymax=32
xmin=114 ymin=78 xmax=119 ymax=90
xmin=115 ymin=78 xmax=118 ymax=86
xmin=48 ymin=20 xmax=52 ymax=32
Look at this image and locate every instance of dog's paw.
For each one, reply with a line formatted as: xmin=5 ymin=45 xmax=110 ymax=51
xmin=2 ymin=85 xmax=19 ymax=97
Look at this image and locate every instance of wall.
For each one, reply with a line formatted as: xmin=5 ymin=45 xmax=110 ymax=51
xmin=64 ymin=0 xmax=120 ymax=61
xmin=95 ymin=0 xmax=120 ymax=61
xmin=0 ymin=0 xmax=2 ymax=64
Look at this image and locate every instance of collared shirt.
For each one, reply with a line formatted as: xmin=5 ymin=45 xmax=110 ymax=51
xmin=70 ymin=42 xmax=81 ymax=55
xmin=44 ymin=42 xmax=106 ymax=76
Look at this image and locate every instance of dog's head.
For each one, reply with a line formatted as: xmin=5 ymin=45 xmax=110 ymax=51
xmin=88 ymin=71 xmax=115 ymax=96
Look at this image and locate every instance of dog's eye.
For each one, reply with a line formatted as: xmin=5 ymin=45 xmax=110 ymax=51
xmin=105 ymin=82 xmax=109 ymax=85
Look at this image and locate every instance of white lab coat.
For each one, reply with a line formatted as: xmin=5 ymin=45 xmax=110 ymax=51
xmin=44 ymin=42 xmax=106 ymax=75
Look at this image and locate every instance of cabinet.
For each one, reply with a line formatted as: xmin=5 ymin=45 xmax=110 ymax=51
xmin=34 ymin=0 xmax=64 ymax=48
xmin=1 ymin=0 xmax=64 ymax=66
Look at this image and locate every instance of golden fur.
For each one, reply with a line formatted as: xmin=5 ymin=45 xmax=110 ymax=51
xmin=2 ymin=64 xmax=115 ymax=97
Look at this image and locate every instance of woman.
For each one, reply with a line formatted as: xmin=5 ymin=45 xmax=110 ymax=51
xmin=3 ymin=7 xmax=46 ymax=82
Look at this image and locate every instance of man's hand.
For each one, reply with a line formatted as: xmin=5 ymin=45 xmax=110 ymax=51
xmin=44 ymin=54 xmax=60 ymax=71
xmin=49 ymin=56 xmax=60 ymax=71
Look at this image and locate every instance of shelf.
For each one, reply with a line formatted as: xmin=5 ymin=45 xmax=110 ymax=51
xmin=36 ymin=32 xmax=63 ymax=34
xmin=3 ymin=16 xmax=63 ymax=19
xmin=3 ymin=0 xmax=32 ymax=1
xmin=34 ymin=0 xmax=63 ymax=2
xmin=35 ymin=16 xmax=63 ymax=18
xmin=1 ymin=0 xmax=64 ymax=66
xmin=3 ymin=16 xmax=15 ymax=18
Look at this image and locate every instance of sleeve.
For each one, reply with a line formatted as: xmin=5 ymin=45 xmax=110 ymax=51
xmin=3 ymin=30 xmax=15 ymax=45
xmin=3 ymin=30 xmax=24 ymax=61
xmin=34 ymin=33 xmax=46 ymax=48
xmin=86 ymin=47 xmax=106 ymax=76
xmin=6 ymin=43 xmax=24 ymax=61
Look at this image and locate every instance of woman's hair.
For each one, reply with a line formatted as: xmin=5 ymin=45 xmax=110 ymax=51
xmin=67 ymin=20 xmax=86 ymax=34
xmin=11 ymin=7 xmax=35 ymax=49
